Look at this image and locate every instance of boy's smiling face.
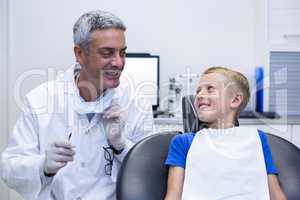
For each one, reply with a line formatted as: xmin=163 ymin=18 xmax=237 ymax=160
xmin=193 ymin=72 xmax=239 ymax=127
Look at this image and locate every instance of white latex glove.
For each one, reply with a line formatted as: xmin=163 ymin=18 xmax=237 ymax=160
xmin=103 ymin=100 xmax=126 ymax=151
xmin=43 ymin=141 xmax=75 ymax=176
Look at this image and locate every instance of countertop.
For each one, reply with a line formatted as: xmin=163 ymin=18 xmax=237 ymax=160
xmin=154 ymin=116 xmax=300 ymax=125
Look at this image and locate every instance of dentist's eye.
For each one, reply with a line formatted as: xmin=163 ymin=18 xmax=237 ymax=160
xmin=120 ymin=50 xmax=126 ymax=58
xmin=98 ymin=48 xmax=114 ymax=58
xmin=101 ymin=51 xmax=113 ymax=57
xmin=207 ymin=86 xmax=215 ymax=92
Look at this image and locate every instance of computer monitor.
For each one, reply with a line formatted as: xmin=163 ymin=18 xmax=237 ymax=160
xmin=120 ymin=54 xmax=159 ymax=110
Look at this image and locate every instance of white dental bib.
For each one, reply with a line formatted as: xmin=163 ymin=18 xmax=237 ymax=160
xmin=182 ymin=127 xmax=269 ymax=200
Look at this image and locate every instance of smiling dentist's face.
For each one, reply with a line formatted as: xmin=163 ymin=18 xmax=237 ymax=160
xmin=75 ymin=28 xmax=127 ymax=91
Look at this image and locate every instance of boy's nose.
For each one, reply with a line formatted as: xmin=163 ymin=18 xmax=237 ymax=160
xmin=196 ymin=89 xmax=208 ymax=98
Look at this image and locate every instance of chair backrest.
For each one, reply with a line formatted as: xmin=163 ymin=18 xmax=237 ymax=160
xmin=182 ymin=95 xmax=201 ymax=132
xmin=266 ymin=134 xmax=300 ymax=200
xmin=116 ymin=131 xmax=181 ymax=200
xmin=182 ymin=95 xmax=300 ymax=200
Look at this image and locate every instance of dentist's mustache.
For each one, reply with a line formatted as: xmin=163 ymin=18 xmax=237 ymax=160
xmin=96 ymin=68 xmax=123 ymax=76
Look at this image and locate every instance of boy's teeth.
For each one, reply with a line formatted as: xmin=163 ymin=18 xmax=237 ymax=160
xmin=200 ymin=104 xmax=209 ymax=109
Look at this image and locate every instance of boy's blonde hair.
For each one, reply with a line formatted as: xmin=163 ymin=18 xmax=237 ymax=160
xmin=203 ymin=66 xmax=250 ymax=112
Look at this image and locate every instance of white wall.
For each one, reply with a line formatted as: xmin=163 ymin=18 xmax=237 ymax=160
xmin=7 ymin=0 xmax=267 ymax=113
xmin=1 ymin=0 xmax=267 ymax=199
xmin=269 ymin=0 xmax=300 ymax=51
xmin=0 ymin=0 xmax=9 ymax=199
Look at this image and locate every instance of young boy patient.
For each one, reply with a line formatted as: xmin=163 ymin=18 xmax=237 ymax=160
xmin=164 ymin=67 xmax=286 ymax=200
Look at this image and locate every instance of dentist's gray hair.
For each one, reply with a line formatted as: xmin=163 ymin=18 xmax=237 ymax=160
xmin=73 ymin=10 xmax=126 ymax=52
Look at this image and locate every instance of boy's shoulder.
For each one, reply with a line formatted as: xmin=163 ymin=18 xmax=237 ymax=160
xmin=171 ymin=132 xmax=196 ymax=147
xmin=173 ymin=132 xmax=195 ymax=139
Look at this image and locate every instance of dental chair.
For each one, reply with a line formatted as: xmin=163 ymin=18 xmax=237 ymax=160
xmin=182 ymin=95 xmax=300 ymax=200
xmin=116 ymin=131 xmax=181 ymax=200
xmin=116 ymin=95 xmax=300 ymax=200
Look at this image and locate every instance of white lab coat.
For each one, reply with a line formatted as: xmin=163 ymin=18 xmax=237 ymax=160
xmin=0 ymin=64 xmax=155 ymax=200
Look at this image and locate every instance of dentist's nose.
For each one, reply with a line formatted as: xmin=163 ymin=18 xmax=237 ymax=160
xmin=111 ymin=53 xmax=125 ymax=69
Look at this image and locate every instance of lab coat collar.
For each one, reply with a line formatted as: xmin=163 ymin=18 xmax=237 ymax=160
xmin=60 ymin=63 xmax=79 ymax=95
xmin=61 ymin=63 xmax=116 ymax=114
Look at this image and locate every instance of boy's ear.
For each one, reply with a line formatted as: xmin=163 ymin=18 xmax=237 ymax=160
xmin=231 ymin=93 xmax=243 ymax=109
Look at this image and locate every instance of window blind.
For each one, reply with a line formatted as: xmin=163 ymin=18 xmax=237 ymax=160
xmin=269 ymin=51 xmax=300 ymax=116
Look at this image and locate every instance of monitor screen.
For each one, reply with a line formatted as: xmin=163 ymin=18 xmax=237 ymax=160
xmin=120 ymin=54 xmax=159 ymax=110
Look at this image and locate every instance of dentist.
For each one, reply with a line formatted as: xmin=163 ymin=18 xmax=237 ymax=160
xmin=1 ymin=10 xmax=154 ymax=200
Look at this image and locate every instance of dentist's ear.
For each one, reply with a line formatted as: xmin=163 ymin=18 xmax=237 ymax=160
xmin=74 ymin=45 xmax=86 ymax=66
xmin=231 ymin=93 xmax=243 ymax=109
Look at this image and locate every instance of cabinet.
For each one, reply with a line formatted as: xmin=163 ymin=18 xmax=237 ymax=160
xmin=243 ymin=124 xmax=292 ymax=141
xmin=154 ymin=118 xmax=300 ymax=148
xmin=269 ymin=0 xmax=300 ymax=50
xmin=154 ymin=118 xmax=183 ymax=133
xmin=292 ymin=125 xmax=300 ymax=148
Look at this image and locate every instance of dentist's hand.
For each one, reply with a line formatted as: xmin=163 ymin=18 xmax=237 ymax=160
xmin=103 ymin=101 xmax=126 ymax=151
xmin=43 ymin=141 xmax=75 ymax=176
